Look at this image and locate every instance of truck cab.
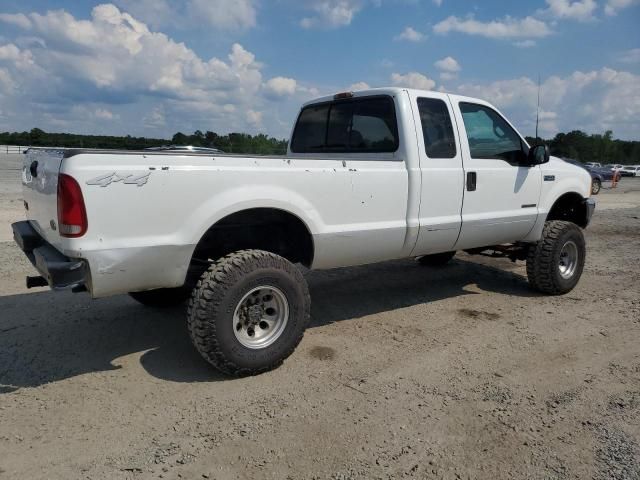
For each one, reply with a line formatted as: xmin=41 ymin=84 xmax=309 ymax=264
xmin=288 ymin=88 xmax=592 ymax=261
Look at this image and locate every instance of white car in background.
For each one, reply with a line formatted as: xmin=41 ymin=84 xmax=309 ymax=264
xmin=620 ymin=165 xmax=640 ymax=177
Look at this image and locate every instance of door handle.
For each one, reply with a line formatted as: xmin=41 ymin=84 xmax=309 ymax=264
xmin=466 ymin=171 xmax=477 ymax=191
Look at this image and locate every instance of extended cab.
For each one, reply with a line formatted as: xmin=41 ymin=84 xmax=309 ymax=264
xmin=13 ymin=88 xmax=595 ymax=375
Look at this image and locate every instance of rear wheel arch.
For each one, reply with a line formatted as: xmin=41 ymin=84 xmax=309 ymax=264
xmin=190 ymin=207 xmax=315 ymax=270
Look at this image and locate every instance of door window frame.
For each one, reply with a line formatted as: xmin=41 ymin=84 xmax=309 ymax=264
xmin=458 ymin=101 xmax=529 ymax=165
xmin=416 ymin=97 xmax=458 ymax=159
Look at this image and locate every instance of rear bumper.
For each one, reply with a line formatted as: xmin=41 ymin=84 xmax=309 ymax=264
xmin=12 ymin=221 xmax=87 ymax=289
xmin=584 ymin=197 xmax=596 ymax=226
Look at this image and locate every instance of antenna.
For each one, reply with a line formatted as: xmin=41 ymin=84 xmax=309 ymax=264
xmin=535 ymin=74 xmax=541 ymax=143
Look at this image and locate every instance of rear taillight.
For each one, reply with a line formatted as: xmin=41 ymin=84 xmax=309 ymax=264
xmin=57 ymin=174 xmax=87 ymax=237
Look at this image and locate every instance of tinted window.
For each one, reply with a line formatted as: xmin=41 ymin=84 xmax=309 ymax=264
xmin=459 ymin=102 xmax=526 ymax=163
xmin=290 ymin=96 xmax=398 ymax=153
xmin=417 ymin=98 xmax=456 ymax=158
xmin=350 ymin=98 xmax=398 ymax=152
xmin=290 ymin=103 xmax=329 ymax=153
xmin=326 ymin=102 xmax=353 ymax=150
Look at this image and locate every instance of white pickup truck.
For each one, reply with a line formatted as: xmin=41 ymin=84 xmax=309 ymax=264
xmin=13 ymin=87 xmax=595 ymax=376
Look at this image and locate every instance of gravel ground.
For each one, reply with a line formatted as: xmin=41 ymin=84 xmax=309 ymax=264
xmin=0 ymin=152 xmax=639 ymax=479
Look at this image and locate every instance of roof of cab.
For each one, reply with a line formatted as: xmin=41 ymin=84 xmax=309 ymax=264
xmin=301 ymin=86 xmax=490 ymax=109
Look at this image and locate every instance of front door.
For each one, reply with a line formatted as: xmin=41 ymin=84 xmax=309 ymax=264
xmin=451 ymin=100 xmax=541 ymax=250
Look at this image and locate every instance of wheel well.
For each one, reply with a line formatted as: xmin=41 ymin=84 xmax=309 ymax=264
xmin=191 ymin=208 xmax=314 ymax=269
xmin=546 ymin=192 xmax=588 ymax=228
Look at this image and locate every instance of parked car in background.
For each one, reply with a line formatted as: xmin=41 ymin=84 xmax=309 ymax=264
xmin=605 ymin=164 xmax=624 ymax=172
xmin=620 ymin=165 xmax=640 ymax=177
xmin=585 ymin=162 xmax=602 ymax=168
xmin=562 ymin=158 xmax=614 ymax=194
xmin=145 ymin=145 xmax=224 ymax=154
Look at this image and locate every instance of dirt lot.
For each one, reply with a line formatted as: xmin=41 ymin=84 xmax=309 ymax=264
xmin=1 ymin=152 xmax=639 ymax=480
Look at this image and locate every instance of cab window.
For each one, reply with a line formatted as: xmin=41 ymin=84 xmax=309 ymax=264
xmin=459 ymin=102 xmax=527 ymax=163
xmin=291 ymin=96 xmax=399 ymax=154
xmin=417 ymin=97 xmax=456 ymax=158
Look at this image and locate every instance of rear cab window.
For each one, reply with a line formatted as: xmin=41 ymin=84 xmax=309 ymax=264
xmin=290 ymin=96 xmax=399 ymax=154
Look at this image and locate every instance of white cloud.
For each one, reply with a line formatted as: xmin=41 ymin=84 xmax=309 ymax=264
xmin=0 ymin=4 xmax=303 ymax=137
xmin=391 ymin=72 xmax=436 ymax=90
xmin=433 ymin=0 xmax=443 ymax=6
xmin=300 ymin=0 xmax=362 ymax=28
xmin=187 ymin=0 xmax=257 ymax=30
xmin=617 ymin=48 xmax=640 ymax=64
xmin=604 ymin=0 xmax=639 ymax=15
xmin=394 ymin=26 xmax=425 ymax=42
xmin=113 ymin=0 xmax=257 ymax=30
xmin=542 ymin=0 xmax=597 ymax=21
xmin=457 ymin=68 xmax=640 ymax=139
xmin=94 ymin=108 xmax=117 ymax=120
xmin=434 ymin=15 xmax=552 ymax=39
xmin=143 ymin=107 xmax=166 ymax=128
xmin=246 ymin=109 xmax=263 ymax=126
xmin=434 ymin=57 xmax=460 ymax=81
xmin=0 ymin=43 xmax=34 ymax=69
xmin=0 ymin=13 xmax=32 ymax=29
xmin=264 ymin=76 xmax=298 ymax=97
xmin=348 ymin=81 xmax=370 ymax=90
xmin=434 ymin=56 xmax=460 ymax=72
xmin=113 ymin=0 xmax=173 ymax=28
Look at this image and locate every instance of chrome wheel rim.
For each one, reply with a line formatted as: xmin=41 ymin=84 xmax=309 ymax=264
xmin=233 ymin=286 xmax=289 ymax=349
xmin=558 ymin=240 xmax=579 ymax=279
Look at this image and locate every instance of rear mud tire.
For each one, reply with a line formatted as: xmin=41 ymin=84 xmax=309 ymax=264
xmin=187 ymin=249 xmax=310 ymax=376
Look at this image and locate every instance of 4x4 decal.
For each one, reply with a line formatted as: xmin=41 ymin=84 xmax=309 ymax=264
xmin=86 ymin=172 xmax=151 ymax=187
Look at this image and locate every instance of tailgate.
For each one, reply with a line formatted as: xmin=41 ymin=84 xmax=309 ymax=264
xmin=22 ymin=148 xmax=65 ymax=248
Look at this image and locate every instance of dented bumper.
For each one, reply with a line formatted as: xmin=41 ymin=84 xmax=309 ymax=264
xmin=12 ymin=220 xmax=87 ymax=289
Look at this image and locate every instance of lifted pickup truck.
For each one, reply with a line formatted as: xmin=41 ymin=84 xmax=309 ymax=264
xmin=13 ymin=88 xmax=595 ymax=376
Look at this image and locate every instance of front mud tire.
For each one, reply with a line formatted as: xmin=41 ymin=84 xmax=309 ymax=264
xmin=526 ymin=220 xmax=586 ymax=295
xmin=187 ymin=250 xmax=310 ymax=376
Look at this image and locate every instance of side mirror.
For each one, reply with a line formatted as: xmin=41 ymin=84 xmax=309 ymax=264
xmin=527 ymin=144 xmax=550 ymax=166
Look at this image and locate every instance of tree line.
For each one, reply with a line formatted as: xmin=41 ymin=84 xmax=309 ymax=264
xmin=1 ymin=127 xmax=639 ymax=163
xmin=525 ymin=130 xmax=640 ymax=165
xmin=0 ymin=128 xmax=288 ymax=155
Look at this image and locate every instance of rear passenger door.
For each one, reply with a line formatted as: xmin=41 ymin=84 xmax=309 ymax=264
xmin=408 ymin=92 xmax=465 ymax=256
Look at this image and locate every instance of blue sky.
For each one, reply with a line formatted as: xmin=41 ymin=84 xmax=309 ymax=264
xmin=0 ymin=0 xmax=638 ymax=139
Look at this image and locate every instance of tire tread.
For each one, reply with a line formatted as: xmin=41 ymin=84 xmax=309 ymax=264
xmin=186 ymin=249 xmax=310 ymax=376
xmin=526 ymin=220 xmax=585 ymax=295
